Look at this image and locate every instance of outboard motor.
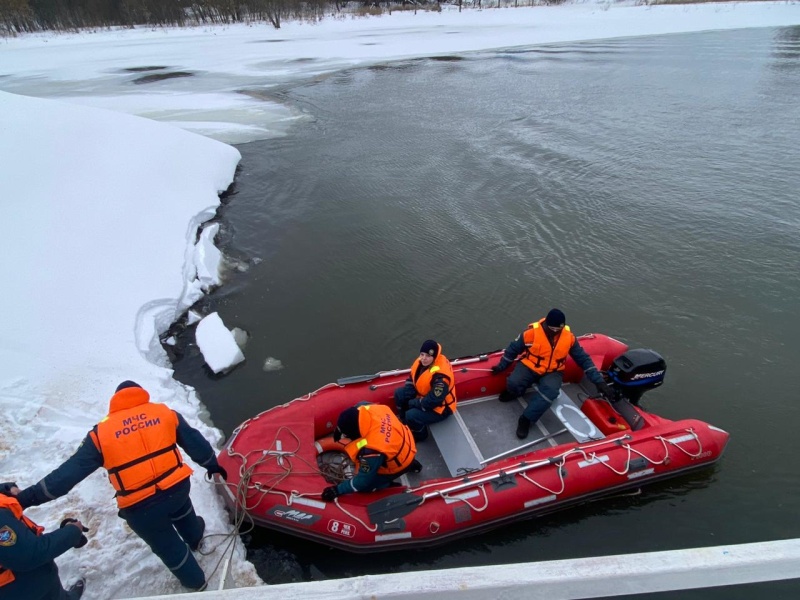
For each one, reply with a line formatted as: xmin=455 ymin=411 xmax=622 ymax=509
xmin=607 ymin=348 xmax=667 ymax=407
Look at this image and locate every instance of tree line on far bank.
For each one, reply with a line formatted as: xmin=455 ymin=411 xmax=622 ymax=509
xmin=0 ymin=0 xmax=568 ymax=34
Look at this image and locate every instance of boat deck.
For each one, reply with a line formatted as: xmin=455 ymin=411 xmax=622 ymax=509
xmin=401 ymin=379 xmax=605 ymax=486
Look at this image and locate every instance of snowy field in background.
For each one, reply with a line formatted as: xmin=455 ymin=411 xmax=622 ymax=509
xmin=4 ymin=3 xmax=800 ymax=143
xmin=2 ymin=3 xmax=800 ymax=598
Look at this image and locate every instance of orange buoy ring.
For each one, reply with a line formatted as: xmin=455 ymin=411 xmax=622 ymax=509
xmin=315 ymin=434 xmax=347 ymax=455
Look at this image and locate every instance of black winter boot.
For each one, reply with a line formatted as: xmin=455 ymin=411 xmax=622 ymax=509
xmin=410 ymin=459 xmax=423 ymax=473
xmin=498 ymin=390 xmax=517 ymax=403
xmin=516 ymin=416 xmax=530 ymax=439
xmin=67 ymin=579 xmax=85 ymax=600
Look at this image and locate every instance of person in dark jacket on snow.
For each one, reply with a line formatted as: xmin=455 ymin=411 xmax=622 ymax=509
xmin=0 ymin=481 xmax=86 ymax=600
xmin=492 ymin=309 xmax=613 ymax=439
xmin=16 ymin=381 xmax=228 ymax=592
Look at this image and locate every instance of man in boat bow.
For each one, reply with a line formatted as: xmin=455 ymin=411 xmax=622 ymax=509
xmin=321 ymin=403 xmax=421 ymax=502
xmin=393 ymin=339 xmax=458 ymax=442
xmin=492 ymin=309 xmax=613 ymax=439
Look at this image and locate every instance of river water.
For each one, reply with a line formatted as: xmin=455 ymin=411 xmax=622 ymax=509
xmin=171 ymin=26 xmax=800 ymax=595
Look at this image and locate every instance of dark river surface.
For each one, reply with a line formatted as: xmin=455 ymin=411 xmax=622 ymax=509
xmin=171 ymin=26 xmax=800 ymax=596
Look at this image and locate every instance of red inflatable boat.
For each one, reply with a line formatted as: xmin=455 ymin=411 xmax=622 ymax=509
xmin=216 ymin=334 xmax=729 ymax=552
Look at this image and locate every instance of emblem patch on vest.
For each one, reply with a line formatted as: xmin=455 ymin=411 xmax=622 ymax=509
xmin=0 ymin=526 xmax=17 ymax=546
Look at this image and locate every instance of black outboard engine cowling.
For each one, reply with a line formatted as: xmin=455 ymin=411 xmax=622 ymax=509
xmin=607 ymin=348 xmax=666 ymax=406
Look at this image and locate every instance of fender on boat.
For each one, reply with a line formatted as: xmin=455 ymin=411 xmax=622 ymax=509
xmin=315 ymin=434 xmax=347 ymax=455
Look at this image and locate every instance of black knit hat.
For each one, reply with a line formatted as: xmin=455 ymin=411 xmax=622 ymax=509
xmin=419 ymin=339 xmax=439 ymax=359
xmin=337 ymin=407 xmax=361 ymax=440
xmin=545 ymin=309 xmax=566 ymax=328
xmin=115 ymin=380 xmax=142 ymax=393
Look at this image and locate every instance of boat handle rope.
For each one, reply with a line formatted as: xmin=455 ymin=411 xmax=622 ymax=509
xmin=520 ymin=456 xmax=568 ymax=495
xmin=656 ymin=429 xmax=704 ymax=458
xmin=329 ymin=497 xmax=379 ymax=532
xmin=441 ymin=484 xmax=490 ymax=513
xmin=410 ymin=428 xmax=705 ymax=501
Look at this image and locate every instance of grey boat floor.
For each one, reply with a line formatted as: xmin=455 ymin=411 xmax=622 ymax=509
xmin=402 ymin=380 xmax=605 ymax=487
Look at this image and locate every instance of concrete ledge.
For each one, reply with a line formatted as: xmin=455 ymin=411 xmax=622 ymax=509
xmin=147 ymin=538 xmax=800 ymax=599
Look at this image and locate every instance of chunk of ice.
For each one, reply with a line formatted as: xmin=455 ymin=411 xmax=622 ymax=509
xmin=196 ymin=312 xmax=245 ymax=374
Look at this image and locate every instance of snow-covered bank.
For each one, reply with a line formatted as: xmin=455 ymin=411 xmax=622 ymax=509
xmin=0 ymin=91 xmax=260 ymax=597
xmin=3 ymin=3 xmax=800 ymax=144
xmin=3 ymin=3 xmax=800 ymax=598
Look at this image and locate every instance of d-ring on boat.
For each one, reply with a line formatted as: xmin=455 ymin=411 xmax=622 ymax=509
xmin=216 ymin=333 xmax=729 ymax=552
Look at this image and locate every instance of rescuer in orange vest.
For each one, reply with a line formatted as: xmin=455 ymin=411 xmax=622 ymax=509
xmin=393 ymin=340 xmax=458 ymax=441
xmin=0 ymin=481 xmax=87 ymax=599
xmin=321 ymin=403 xmax=421 ymax=502
xmin=492 ymin=309 xmax=612 ymax=439
xmin=16 ymin=381 xmax=228 ymax=591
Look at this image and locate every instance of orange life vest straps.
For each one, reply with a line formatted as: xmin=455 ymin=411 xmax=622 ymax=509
xmin=388 ymin=420 xmax=414 ymax=469
xmin=344 ymin=405 xmax=416 ymax=475
xmin=107 ymin=444 xmax=183 ymax=497
xmin=94 ymin=388 xmax=193 ymax=508
xmin=522 ymin=320 xmax=574 ymax=375
xmin=410 ymin=349 xmax=458 ymax=415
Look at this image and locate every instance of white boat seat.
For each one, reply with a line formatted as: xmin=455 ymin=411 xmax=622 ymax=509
xmin=551 ymin=390 xmax=604 ymax=442
xmin=429 ymin=411 xmax=484 ymax=477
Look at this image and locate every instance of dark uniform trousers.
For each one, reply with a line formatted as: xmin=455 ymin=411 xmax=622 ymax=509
xmin=118 ymin=478 xmax=205 ymax=589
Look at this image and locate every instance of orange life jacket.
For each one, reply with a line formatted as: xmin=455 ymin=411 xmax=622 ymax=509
xmin=344 ymin=404 xmax=416 ymax=475
xmin=520 ymin=319 xmax=575 ymax=375
xmin=89 ymin=387 xmax=193 ymax=509
xmin=0 ymin=495 xmax=44 ymax=587
xmin=409 ymin=344 xmax=458 ymax=415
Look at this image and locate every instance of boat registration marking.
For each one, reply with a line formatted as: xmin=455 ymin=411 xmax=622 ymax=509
xmin=375 ymin=532 xmax=413 ymax=541
xmin=444 ymin=490 xmax=481 ymax=504
xmin=291 ymin=496 xmax=326 ymax=510
xmin=327 ymin=519 xmax=356 ymax=538
xmin=666 ymin=434 xmax=696 ymax=444
xmin=524 ymin=494 xmax=557 ymax=508
xmin=627 ymin=468 xmax=655 ymax=480
xmin=578 ymin=455 xmax=609 ymax=468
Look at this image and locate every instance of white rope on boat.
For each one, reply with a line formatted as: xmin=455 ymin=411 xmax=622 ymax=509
xmin=520 ymin=457 xmax=568 ymax=495
xmin=331 ymin=497 xmax=379 ymax=532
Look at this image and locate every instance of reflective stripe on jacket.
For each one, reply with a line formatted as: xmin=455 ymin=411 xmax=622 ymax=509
xmin=0 ymin=496 xmax=43 ymax=587
xmin=410 ymin=344 xmax=458 ymax=415
xmin=90 ymin=387 xmax=192 ymax=509
xmin=344 ymin=404 xmax=416 ymax=475
xmin=521 ymin=319 xmax=575 ymax=375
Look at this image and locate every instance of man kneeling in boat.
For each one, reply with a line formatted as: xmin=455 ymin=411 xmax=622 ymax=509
xmin=393 ymin=339 xmax=458 ymax=442
xmin=492 ymin=309 xmax=613 ymax=440
xmin=321 ymin=404 xmax=422 ymax=502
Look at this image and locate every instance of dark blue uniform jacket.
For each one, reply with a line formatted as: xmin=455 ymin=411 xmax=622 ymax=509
xmin=0 ymin=506 xmax=81 ymax=600
xmin=18 ymin=413 xmax=220 ymax=511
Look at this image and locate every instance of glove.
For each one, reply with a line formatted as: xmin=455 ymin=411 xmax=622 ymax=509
xmin=321 ymin=486 xmax=339 ymax=502
xmin=407 ymin=398 xmax=421 ymax=411
xmin=205 ymin=465 xmax=228 ymax=482
xmin=491 ymin=361 xmax=510 ymax=375
xmin=596 ymin=381 xmax=613 ymax=399
xmin=333 ymin=427 xmax=343 ymax=444
xmin=0 ymin=482 xmax=18 ymax=497
xmin=60 ymin=518 xmax=89 ymax=548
